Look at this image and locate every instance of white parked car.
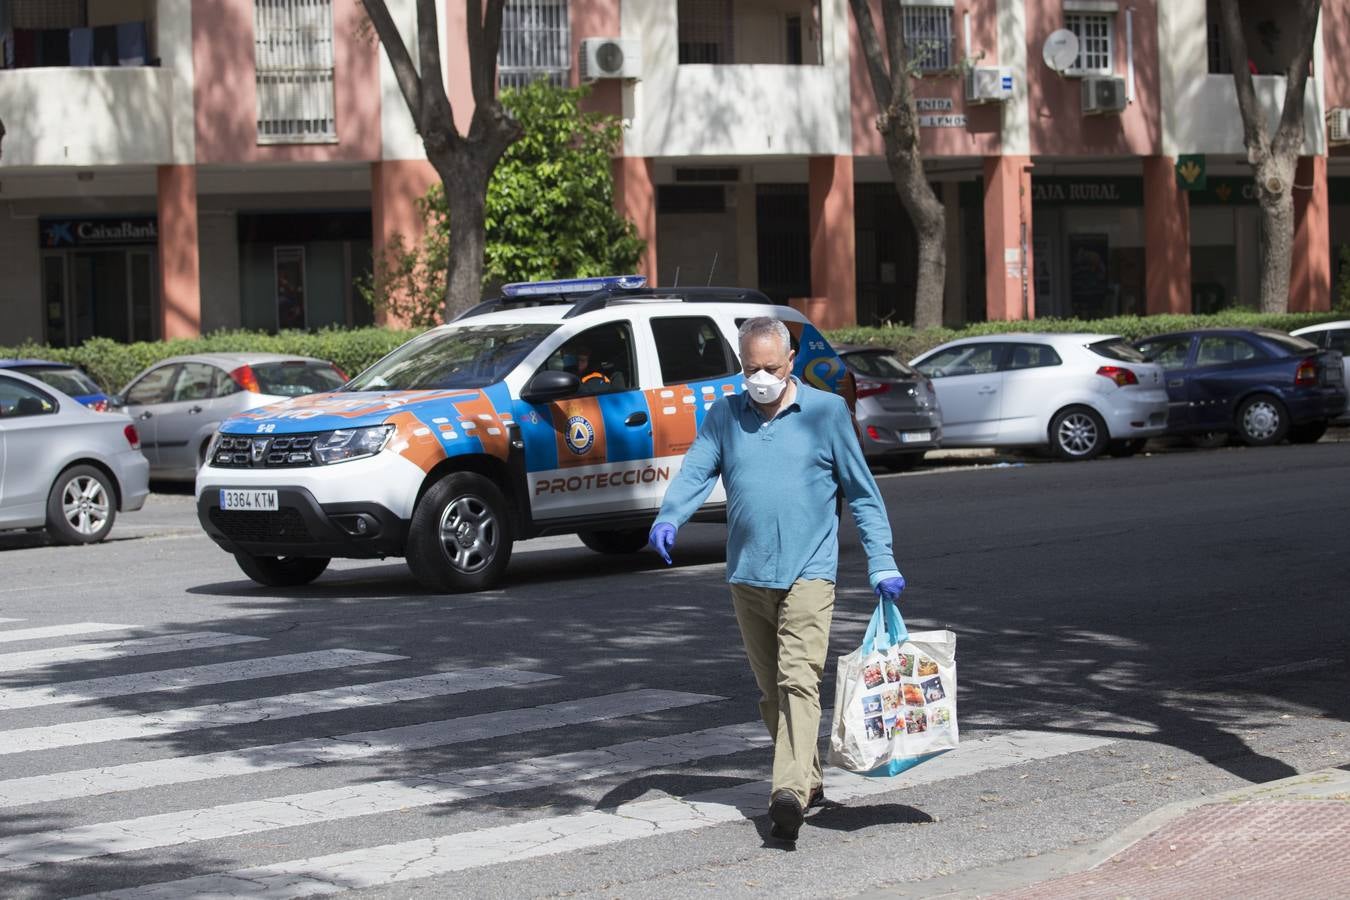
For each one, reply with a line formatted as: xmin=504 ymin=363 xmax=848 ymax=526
xmin=0 ymin=369 xmax=150 ymax=544
xmin=1290 ymin=320 xmax=1350 ymax=423
xmin=910 ymin=333 xmax=1169 ymax=460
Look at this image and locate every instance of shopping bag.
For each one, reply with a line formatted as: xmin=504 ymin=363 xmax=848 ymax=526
xmin=828 ymin=597 xmax=958 ymax=777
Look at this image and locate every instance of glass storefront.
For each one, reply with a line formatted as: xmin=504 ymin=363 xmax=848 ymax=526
xmin=39 ymin=216 xmax=158 ymax=347
xmin=1030 ymin=177 xmax=1146 ymax=320
xmin=236 ymin=211 xmax=374 ymax=332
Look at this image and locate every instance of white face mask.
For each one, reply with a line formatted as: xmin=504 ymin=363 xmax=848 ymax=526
xmin=744 ymin=369 xmax=789 ymax=405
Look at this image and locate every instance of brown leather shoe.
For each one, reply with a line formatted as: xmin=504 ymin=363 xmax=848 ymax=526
xmin=768 ymin=790 xmax=804 ymax=842
xmin=807 ymin=784 xmax=826 ymax=810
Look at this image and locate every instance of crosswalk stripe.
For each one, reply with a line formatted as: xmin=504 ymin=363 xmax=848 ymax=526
xmin=72 ymin=731 xmax=1113 ymax=899
xmin=0 ymin=718 xmax=760 ymax=871
xmin=0 ymin=688 xmax=720 ymax=809
xmin=0 ymin=622 xmax=130 ymax=644
xmin=0 ymin=618 xmax=23 ymax=624
xmin=0 ymin=668 xmax=559 ymax=761
xmin=0 ymin=631 xmax=265 ymax=673
xmin=0 ymin=649 xmax=405 ymax=711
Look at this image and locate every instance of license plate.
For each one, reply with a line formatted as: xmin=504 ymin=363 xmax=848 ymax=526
xmin=900 ymin=430 xmax=932 ymax=444
xmin=219 ymin=489 xmax=279 ymax=511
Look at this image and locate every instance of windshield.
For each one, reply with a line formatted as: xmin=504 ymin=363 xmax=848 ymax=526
xmin=251 ymin=361 xmax=347 ymax=397
xmin=843 ymin=350 xmax=919 ymax=379
xmin=18 ymin=366 xmax=101 ymax=396
xmin=345 ymin=323 xmax=559 ymax=391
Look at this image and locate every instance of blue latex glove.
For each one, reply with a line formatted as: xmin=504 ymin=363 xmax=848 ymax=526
xmin=648 ymin=522 xmax=676 ymax=565
xmin=875 ymin=574 xmax=906 ymax=603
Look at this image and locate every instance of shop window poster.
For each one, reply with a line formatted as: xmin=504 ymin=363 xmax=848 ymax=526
xmin=275 ymin=247 xmax=306 ymax=330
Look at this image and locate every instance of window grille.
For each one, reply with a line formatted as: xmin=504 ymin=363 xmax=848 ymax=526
xmin=1065 ymin=12 xmax=1112 ymax=75
xmin=1206 ymin=5 xmax=1231 ymax=75
xmin=678 ymin=0 xmax=733 ymax=65
xmin=498 ymin=0 xmax=570 ymax=89
xmin=254 ymin=0 xmax=337 ymax=144
xmin=902 ymin=6 xmax=953 ymax=72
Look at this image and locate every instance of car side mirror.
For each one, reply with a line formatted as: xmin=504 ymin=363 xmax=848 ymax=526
xmin=520 ymin=370 xmax=580 ymax=404
xmin=108 ymin=394 xmax=125 ymax=409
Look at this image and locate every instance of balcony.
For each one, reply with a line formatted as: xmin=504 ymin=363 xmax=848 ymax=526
xmin=0 ymin=65 xmax=175 ymax=167
xmin=1169 ymin=74 xmax=1324 ymax=157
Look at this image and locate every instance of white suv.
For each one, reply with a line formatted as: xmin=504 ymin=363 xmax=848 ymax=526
xmin=196 ymin=278 xmax=856 ymax=592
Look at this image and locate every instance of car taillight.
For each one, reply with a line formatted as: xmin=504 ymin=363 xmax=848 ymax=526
xmin=124 ymin=424 xmax=141 ymax=450
xmin=230 ymin=364 xmax=261 ymax=393
xmin=856 ymin=379 xmax=890 ymax=399
xmin=1096 ymin=366 xmax=1139 ymax=387
xmin=866 ymin=425 xmax=881 ymax=440
xmin=330 ymin=363 xmax=349 ymax=381
xmin=90 ymin=399 xmax=108 ymax=413
xmin=1294 ymin=357 xmax=1319 ymax=386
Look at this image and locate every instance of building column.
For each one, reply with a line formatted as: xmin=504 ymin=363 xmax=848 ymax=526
xmin=982 ymin=156 xmax=1033 ymax=321
xmin=614 ymin=156 xmax=658 ymax=285
xmin=157 ymin=164 xmax=201 ymax=339
xmin=1292 ymin=155 xmax=1330 ymax=312
xmin=1143 ymin=156 xmax=1192 ymax=315
xmin=807 ymin=155 xmax=856 ymax=329
xmin=371 ymin=159 xmax=440 ymax=327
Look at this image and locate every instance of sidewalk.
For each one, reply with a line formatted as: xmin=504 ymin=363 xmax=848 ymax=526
xmin=870 ymin=766 xmax=1350 ymax=899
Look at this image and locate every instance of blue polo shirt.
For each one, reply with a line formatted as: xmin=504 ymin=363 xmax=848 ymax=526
xmin=656 ymin=379 xmax=900 ymax=589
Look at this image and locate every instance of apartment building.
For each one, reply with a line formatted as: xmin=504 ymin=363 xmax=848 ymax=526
xmin=0 ymin=0 xmax=1346 ymax=347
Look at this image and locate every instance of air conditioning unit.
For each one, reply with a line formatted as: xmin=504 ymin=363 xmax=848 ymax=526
xmin=1329 ymin=108 xmax=1350 ymax=144
xmin=965 ymin=66 xmax=1014 ymax=104
xmin=580 ymin=37 xmax=642 ymax=81
xmin=1081 ymin=75 xmax=1127 ymax=115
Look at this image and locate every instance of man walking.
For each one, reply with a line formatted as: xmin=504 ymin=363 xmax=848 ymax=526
xmin=648 ymin=317 xmax=905 ymax=843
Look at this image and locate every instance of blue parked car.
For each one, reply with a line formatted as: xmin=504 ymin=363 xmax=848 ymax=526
xmin=1133 ymin=329 xmax=1346 ymax=446
xmin=0 ymin=360 xmax=114 ymax=412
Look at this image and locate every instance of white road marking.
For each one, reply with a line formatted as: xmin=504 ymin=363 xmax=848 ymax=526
xmin=1203 ymin=657 xmax=1341 ymax=683
xmin=0 ymin=649 xmax=405 ymax=711
xmin=0 ymin=618 xmax=23 ymax=623
xmin=0 ymin=718 xmax=761 ymax=871
xmin=74 ymin=730 xmax=1112 ymax=898
xmin=0 ymin=622 xmax=130 ymax=644
xmin=0 ymin=689 xmax=719 ymax=808
xmin=0 ymin=668 xmax=557 ymax=760
xmin=0 ymin=632 xmax=265 ymax=673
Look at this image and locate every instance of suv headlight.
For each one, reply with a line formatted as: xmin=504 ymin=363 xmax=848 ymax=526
xmin=313 ymin=425 xmax=394 ymax=465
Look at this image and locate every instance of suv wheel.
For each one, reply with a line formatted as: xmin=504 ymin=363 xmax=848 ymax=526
xmin=1050 ymin=407 xmax=1108 ymax=461
xmin=46 ymin=465 xmax=116 ymax=544
xmin=407 ymin=472 xmax=513 ymax=592
xmin=1287 ymin=421 xmax=1328 ymax=445
xmin=1235 ymin=394 xmax=1288 ymax=446
xmin=578 ymin=528 xmax=651 ymax=554
xmin=234 ymin=553 xmax=330 ymax=587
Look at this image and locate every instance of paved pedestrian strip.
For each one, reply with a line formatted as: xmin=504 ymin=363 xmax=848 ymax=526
xmin=0 ymin=622 xmax=1116 ymax=898
xmin=0 ymin=622 xmax=132 ymax=645
xmin=0 ymin=631 xmax=265 ymax=672
xmin=0 ymin=649 xmax=404 ymax=710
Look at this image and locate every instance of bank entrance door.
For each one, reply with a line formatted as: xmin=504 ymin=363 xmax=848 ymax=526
xmin=43 ymin=249 xmax=157 ymax=347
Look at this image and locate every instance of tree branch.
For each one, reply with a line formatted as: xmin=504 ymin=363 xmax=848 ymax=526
xmin=1272 ymin=0 xmax=1321 ymax=158
xmin=466 ymin=0 xmax=506 ymax=112
xmin=414 ymin=0 xmax=456 ymax=144
xmin=847 ymin=0 xmax=894 ymax=118
xmin=879 ymin=0 xmax=908 ymax=110
xmin=359 ymin=0 xmax=425 ymax=128
xmin=1218 ymin=0 xmax=1270 ymax=161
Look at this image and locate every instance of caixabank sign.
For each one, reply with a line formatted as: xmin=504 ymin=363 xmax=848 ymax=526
xmin=40 ymin=217 xmax=158 ymax=248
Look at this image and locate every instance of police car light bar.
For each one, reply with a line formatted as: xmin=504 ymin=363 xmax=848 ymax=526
xmin=500 ymin=275 xmax=647 ymax=298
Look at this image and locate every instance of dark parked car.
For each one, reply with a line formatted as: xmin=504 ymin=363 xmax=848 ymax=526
xmin=1133 ymin=329 xmax=1346 ymax=446
xmin=836 ymin=345 xmax=943 ymax=470
xmin=0 ymin=360 xmax=114 ymax=412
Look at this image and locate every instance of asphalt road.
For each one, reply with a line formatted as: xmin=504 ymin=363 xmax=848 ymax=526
xmin=0 ymin=439 xmax=1346 ymax=899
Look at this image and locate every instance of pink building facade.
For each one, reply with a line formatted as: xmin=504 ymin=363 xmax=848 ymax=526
xmin=1 ymin=0 xmax=1347 ymax=346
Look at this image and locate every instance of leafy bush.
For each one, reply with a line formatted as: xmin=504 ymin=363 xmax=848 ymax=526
xmin=827 ymin=311 xmax=1350 ymax=361
xmin=0 ymin=328 xmax=420 ymax=393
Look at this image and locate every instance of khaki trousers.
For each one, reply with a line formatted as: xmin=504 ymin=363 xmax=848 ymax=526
xmin=729 ymin=578 xmax=835 ymax=808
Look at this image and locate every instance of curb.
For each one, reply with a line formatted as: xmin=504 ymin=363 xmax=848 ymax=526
xmin=856 ymin=765 xmax=1350 ymax=899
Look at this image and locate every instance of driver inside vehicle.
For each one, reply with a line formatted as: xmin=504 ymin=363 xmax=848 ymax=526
xmin=559 ymin=342 xmax=627 ymax=394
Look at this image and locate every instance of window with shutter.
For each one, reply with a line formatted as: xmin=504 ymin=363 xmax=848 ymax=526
xmin=254 ymin=0 xmax=337 ymax=144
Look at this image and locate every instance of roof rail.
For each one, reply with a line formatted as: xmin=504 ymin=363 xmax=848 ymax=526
xmin=451 ymin=281 xmax=777 ymax=322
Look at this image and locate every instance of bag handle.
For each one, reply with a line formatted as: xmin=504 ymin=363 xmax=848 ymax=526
xmin=861 ymin=597 xmax=909 ymax=654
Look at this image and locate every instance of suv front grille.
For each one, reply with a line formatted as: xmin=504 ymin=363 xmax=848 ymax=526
xmin=213 ymin=434 xmax=319 ymax=468
xmin=208 ymin=507 xmax=315 ymax=543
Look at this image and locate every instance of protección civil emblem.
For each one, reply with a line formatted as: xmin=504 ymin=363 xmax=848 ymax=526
xmin=564 ymin=415 xmax=595 ymax=454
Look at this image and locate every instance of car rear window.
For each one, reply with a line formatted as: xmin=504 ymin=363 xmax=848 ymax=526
xmin=16 ymin=366 xmax=101 ymax=397
xmin=1089 ymin=339 xmax=1148 ymax=363
xmin=1259 ymin=332 xmax=1318 ymax=355
xmin=252 ymin=362 xmax=347 ymax=397
xmin=843 ymin=350 xmax=918 ymax=379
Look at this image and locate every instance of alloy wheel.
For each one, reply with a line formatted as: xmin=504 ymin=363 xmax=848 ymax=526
xmin=1056 ymin=412 xmax=1100 ymax=457
xmin=62 ymin=476 xmax=111 ymax=536
xmin=438 ymin=494 xmax=499 ymax=574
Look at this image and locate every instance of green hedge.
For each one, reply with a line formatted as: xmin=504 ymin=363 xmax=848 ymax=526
xmin=0 ymin=328 xmax=419 ymax=394
xmin=2 ymin=310 xmax=1344 ymax=394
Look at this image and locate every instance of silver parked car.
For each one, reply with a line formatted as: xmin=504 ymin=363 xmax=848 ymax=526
xmin=0 ymin=369 xmax=149 ymax=544
xmin=1290 ymin=320 xmax=1350 ymax=424
xmin=836 ymin=345 xmax=943 ymax=471
xmin=119 ymin=353 xmax=347 ymax=481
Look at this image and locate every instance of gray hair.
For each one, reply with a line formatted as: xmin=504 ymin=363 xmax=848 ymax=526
xmin=737 ymin=317 xmax=791 ymax=355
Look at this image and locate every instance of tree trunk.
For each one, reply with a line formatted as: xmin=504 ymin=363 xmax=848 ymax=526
xmin=887 ymin=148 xmax=946 ymax=329
xmin=1255 ymin=155 xmax=1297 ymax=314
xmin=436 ymin=154 xmax=491 ymax=319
